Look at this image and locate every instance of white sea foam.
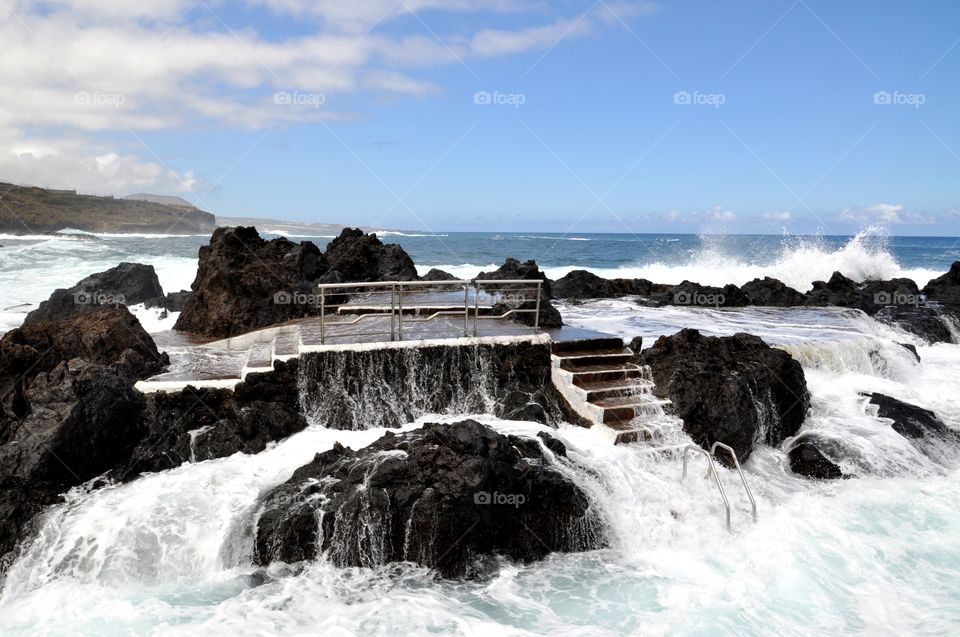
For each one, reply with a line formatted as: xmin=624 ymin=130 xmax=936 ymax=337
xmin=421 ymin=232 xmax=945 ymax=291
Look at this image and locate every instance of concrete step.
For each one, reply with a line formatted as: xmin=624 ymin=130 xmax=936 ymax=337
xmin=578 ymin=378 xmax=655 ymax=401
xmin=551 ymin=336 xmax=625 ymax=354
xmin=245 ymin=340 xmax=274 ymax=370
xmin=560 ymin=353 xmax=635 ymax=371
xmin=597 ymin=396 xmax=671 ymax=423
xmin=571 ymin=366 xmax=644 ymax=385
xmin=273 ymin=329 xmax=301 ymax=357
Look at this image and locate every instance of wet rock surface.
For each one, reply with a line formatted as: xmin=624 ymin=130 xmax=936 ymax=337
xmin=787 ymin=434 xmax=845 ymax=479
xmin=24 ymin=262 xmax=165 ymax=325
xmin=174 ymin=226 xmax=327 ymax=338
xmin=253 ymin=420 xmax=605 ymax=578
xmin=864 ymin=392 xmax=958 ymax=445
xmin=0 ymin=305 xmax=168 ymax=418
xmin=122 ymin=360 xmax=307 ymax=476
xmin=323 ymin=228 xmax=418 ymax=282
xmin=640 ymin=329 xmax=810 ymax=462
xmin=740 ymin=277 xmax=806 ymax=307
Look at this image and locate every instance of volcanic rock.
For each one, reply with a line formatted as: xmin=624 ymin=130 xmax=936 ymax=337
xmin=740 ymin=277 xmax=806 ymax=307
xmin=639 ymin=329 xmax=809 ymax=462
xmin=174 ymin=226 xmax=327 ymax=338
xmin=253 ymin=420 xmax=605 ymax=578
xmin=323 ymin=228 xmax=418 ymax=282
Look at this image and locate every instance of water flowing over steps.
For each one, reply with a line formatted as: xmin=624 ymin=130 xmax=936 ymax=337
xmin=550 ymin=336 xmax=670 ymax=445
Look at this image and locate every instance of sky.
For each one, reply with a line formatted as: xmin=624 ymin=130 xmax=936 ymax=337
xmin=1 ymin=0 xmax=959 ymax=236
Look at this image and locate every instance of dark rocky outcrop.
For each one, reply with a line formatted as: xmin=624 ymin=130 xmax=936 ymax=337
xmin=922 ymin=261 xmax=960 ymax=307
xmin=24 ymin=263 xmax=165 ymax=325
xmin=477 ymin=258 xmax=562 ymax=328
xmin=174 ymin=226 xmax=327 ymax=338
xmin=552 ymin=270 xmax=616 ymax=300
xmin=0 ymin=359 xmax=148 ymax=562
xmin=639 ymin=329 xmax=809 ymax=462
xmin=323 ymin=228 xmax=418 ymax=282
xmin=145 ymin=290 xmax=192 ymax=313
xmin=740 ymin=277 xmax=806 ymax=307
xmin=253 ymin=420 xmax=605 ymax=578
xmin=122 ymin=361 xmax=307 ymax=476
xmin=298 ymin=340 xmax=578 ymax=429
xmin=0 ymin=305 xmax=168 ymax=418
xmin=876 ymin=304 xmax=954 ymax=344
xmin=663 ymin=281 xmax=749 ymax=308
xmin=864 ymin=392 xmax=958 ymax=445
xmin=805 ymin=272 xmax=864 ymax=310
xmin=787 ymin=434 xmax=844 ymax=479
xmin=421 ymin=268 xmax=459 ymax=281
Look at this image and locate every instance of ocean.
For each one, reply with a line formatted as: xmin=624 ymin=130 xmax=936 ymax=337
xmin=0 ymin=228 xmax=958 ymax=636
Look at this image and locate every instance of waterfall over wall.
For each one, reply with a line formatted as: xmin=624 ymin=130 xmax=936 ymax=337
xmin=297 ymin=339 xmax=570 ymax=430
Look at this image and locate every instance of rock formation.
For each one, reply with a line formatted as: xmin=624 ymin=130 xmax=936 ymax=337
xmin=640 ymin=329 xmax=809 ymax=462
xmin=253 ymin=420 xmax=605 ymax=578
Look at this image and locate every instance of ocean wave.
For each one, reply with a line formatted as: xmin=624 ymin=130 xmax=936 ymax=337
xmin=377 ymin=231 xmax=449 ymax=238
xmin=263 ymin=229 xmax=337 ymax=239
xmin=57 ymin=228 xmax=210 ymax=239
xmin=418 ymin=232 xmax=945 ymax=290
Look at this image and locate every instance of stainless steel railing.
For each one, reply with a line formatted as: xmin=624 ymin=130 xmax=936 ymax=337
xmin=681 ymin=442 xmax=759 ymax=532
xmin=314 ymin=279 xmax=543 ymax=344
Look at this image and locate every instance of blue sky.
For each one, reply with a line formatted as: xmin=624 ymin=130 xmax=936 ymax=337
xmin=2 ymin=0 xmax=959 ymax=235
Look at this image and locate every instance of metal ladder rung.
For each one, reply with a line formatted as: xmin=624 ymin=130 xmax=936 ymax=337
xmin=681 ymin=443 xmax=758 ymax=532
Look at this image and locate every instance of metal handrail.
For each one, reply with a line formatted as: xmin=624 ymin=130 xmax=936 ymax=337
xmin=710 ymin=442 xmax=758 ymax=524
xmin=682 ymin=444 xmax=732 ymax=532
xmin=316 ymin=279 xmax=543 ymax=344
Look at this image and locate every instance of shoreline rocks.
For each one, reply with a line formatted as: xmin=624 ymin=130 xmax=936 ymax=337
xmin=174 ymin=226 xmax=327 ymax=338
xmin=253 ymin=420 xmax=605 ymax=578
xmin=24 ymin=262 xmax=166 ymax=325
xmin=550 ymin=261 xmax=960 ymax=344
xmin=640 ymin=329 xmax=810 ymax=462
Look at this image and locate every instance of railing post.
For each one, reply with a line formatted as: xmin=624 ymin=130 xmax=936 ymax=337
xmin=534 ymin=280 xmax=541 ymax=329
xmin=397 ymin=283 xmax=404 ymax=341
xmin=390 ymin=284 xmax=396 ymax=341
xmin=472 ymin=280 xmax=480 ymax=336
xmin=320 ymin=286 xmax=326 ymax=345
xmin=463 ymin=282 xmax=469 ymax=337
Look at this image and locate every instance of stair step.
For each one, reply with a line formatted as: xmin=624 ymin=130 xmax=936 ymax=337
xmin=551 ymin=337 xmax=624 ymax=354
xmin=245 ymin=341 xmax=274 ymax=369
xmin=572 ymin=367 xmax=643 ymax=385
xmin=614 ymin=429 xmax=656 ymax=445
xmin=559 ymin=351 xmax=633 ymax=370
xmin=584 ymin=385 xmax=655 ymax=402
xmin=273 ymin=330 xmax=301 ymax=357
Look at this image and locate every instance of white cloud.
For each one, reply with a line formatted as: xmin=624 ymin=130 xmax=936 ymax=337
xmin=709 ymin=205 xmax=736 ymax=222
xmin=762 ymin=211 xmax=791 ymax=221
xmin=0 ymin=1 xmax=646 ymax=194
xmin=0 ymin=127 xmax=202 ymax=195
xmin=840 ymin=203 xmax=904 ymax=224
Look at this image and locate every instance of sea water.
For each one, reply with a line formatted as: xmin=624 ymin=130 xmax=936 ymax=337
xmin=0 ymin=229 xmax=958 ymax=635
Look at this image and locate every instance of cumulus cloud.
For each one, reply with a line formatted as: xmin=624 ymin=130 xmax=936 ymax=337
xmin=840 ymin=203 xmax=904 ymax=224
xmin=0 ymin=127 xmax=201 ymax=195
xmin=762 ymin=211 xmax=791 ymax=221
xmin=709 ymin=206 xmax=736 ymax=222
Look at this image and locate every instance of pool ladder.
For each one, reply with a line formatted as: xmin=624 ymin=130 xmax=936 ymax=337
xmin=682 ymin=442 xmax=758 ymax=532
